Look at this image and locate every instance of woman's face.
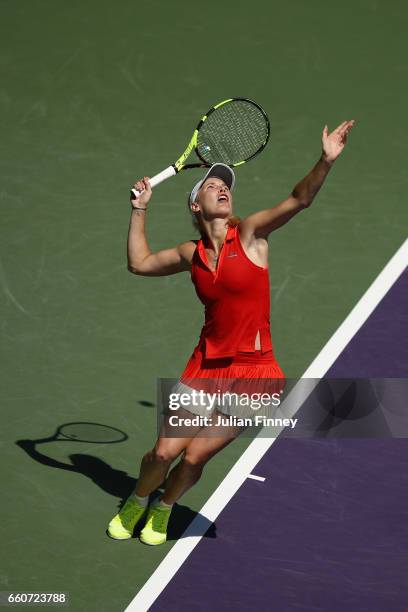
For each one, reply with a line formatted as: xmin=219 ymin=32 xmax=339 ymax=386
xmin=193 ymin=177 xmax=233 ymax=220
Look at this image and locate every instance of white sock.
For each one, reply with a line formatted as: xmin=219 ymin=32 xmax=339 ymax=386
xmin=131 ymin=493 xmax=148 ymax=507
xmin=156 ymin=497 xmax=173 ymax=509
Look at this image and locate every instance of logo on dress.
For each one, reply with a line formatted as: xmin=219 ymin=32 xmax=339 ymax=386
xmin=227 ymin=252 xmax=238 ymax=258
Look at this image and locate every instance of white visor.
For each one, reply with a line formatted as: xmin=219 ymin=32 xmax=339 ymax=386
xmin=189 ymin=163 xmax=235 ymax=205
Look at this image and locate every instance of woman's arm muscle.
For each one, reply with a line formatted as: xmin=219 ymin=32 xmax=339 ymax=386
xmin=128 ymin=241 xmax=195 ymax=276
xmin=240 ymin=120 xmax=355 ymax=241
xmin=127 ymin=176 xmax=195 ymax=277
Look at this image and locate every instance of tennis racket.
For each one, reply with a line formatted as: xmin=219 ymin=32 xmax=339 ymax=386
xmin=130 ymin=97 xmax=270 ymax=199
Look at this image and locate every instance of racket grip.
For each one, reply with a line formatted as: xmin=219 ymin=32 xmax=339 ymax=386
xmin=130 ymin=165 xmax=177 ymax=199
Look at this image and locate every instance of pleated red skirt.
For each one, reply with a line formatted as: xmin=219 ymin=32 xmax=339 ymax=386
xmin=180 ymin=343 xmax=285 ymax=396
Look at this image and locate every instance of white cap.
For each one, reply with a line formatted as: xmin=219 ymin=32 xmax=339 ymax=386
xmin=189 ymin=163 xmax=235 ymax=205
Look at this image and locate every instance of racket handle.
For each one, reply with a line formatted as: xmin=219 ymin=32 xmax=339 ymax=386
xmin=130 ymin=165 xmax=177 ymax=199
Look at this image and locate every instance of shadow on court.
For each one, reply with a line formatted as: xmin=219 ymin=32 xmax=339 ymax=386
xmin=15 ymin=438 xmax=215 ymax=541
xmin=285 ymin=378 xmax=398 ymax=439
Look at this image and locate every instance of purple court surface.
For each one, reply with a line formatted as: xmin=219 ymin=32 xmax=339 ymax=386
xmin=151 ymin=269 xmax=408 ymax=612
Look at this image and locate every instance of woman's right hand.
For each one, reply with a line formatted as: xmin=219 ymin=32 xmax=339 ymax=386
xmin=131 ymin=176 xmax=152 ymax=208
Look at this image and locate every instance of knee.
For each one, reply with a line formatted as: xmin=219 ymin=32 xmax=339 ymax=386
xmin=147 ymin=446 xmax=178 ymax=464
xmin=182 ymin=452 xmax=208 ymax=469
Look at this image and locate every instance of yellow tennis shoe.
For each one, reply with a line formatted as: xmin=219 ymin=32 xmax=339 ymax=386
xmin=139 ymin=503 xmax=172 ymax=546
xmin=108 ymin=496 xmax=147 ymax=540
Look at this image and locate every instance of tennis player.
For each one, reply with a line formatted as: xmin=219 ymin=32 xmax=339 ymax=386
xmin=108 ymin=120 xmax=354 ymax=544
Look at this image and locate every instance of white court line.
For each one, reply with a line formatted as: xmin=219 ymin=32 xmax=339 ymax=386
xmin=125 ymin=239 xmax=408 ymax=612
xmin=248 ymin=474 xmax=266 ymax=482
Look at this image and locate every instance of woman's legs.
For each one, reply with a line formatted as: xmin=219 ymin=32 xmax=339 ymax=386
xmin=161 ymin=411 xmax=242 ymax=504
xmin=134 ymin=411 xmax=205 ymax=498
xmin=136 ymin=413 xmax=242 ymax=545
xmin=109 ymin=408 xmax=240 ymax=542
xmin=134 ymin=436 xmax=192 ymax=497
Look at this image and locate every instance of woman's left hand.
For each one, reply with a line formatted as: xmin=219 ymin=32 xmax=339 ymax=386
xmin=322 ymin=119 xmax=355 ymax=163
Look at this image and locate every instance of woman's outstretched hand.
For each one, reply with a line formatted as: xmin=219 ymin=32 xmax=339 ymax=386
xmin=322 ymin=120 xmax=355 ymax=163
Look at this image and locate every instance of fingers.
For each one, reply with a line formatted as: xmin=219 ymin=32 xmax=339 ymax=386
xmin=339 ymin=120 xmax=355 ymax=142
xmin=132 ymin=176 xmax=151 ymax=195
xmin=333 ymin=120 xmax=348 ymax=134
xmin=345 ymin=119 xmax=355 ymax=133
xmin=131 ymin=175 xmax=152 ymax=206
xmin=325 ymin=120 xmax=354 ymax=148
xmin=336 ymin=119 xmax=355 ymax=135
xmin=143 ymin=176 xmax=152 ymax=192
xmin=341 ymin=119 xmax=355 ymax=131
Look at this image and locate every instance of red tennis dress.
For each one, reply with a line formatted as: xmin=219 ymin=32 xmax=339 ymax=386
xmin=180 ymin=224 xmax=285 ymax=393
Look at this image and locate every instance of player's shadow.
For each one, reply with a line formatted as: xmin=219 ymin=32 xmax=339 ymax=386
xmin=15 ymin=438 xmax=215 ymax=541
xmin=286 ymin=379 xmax=393 ymax=438
xmin=313 ymin=379 xmax=392 ymax=437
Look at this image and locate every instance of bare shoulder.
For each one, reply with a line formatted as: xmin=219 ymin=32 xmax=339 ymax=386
xmin=177 ymin=240 xmax=198 ymax=265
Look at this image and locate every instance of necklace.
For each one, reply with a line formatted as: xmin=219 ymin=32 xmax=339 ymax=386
xmin=205 ymin=246 xmax=220 ymax=270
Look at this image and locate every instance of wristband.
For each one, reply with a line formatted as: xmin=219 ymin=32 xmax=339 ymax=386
xmin=132 ymin=206 xmax=147 ymax=211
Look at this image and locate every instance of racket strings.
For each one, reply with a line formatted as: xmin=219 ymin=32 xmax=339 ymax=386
xmin=197 ymin=100 xmax=269 ymax=165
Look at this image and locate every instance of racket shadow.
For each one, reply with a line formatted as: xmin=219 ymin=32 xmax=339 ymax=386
xmin=16 ymin=437 xmax=137 ymax=501
xmin=16 ymin=433 xmax=216 ymax=541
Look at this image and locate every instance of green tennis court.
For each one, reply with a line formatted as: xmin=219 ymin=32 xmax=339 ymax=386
xmin=1 ymin=1 xmax=407 ymax=610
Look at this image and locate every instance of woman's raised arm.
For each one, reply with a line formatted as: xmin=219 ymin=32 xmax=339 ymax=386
xmin=128 ymin=177 xmax=195 ymax=276
xmin=240 ymin=120 xmax=355 ymax=240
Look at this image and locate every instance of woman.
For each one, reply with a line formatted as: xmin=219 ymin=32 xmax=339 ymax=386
xmin=108 ymin=119 xmax=354 ymax=545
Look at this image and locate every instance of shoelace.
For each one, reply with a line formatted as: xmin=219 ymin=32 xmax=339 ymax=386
xmin=150 ymin=507 xmax=170 ymax=533
xmin=120 ymin=500 xmax=140 ymax=525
